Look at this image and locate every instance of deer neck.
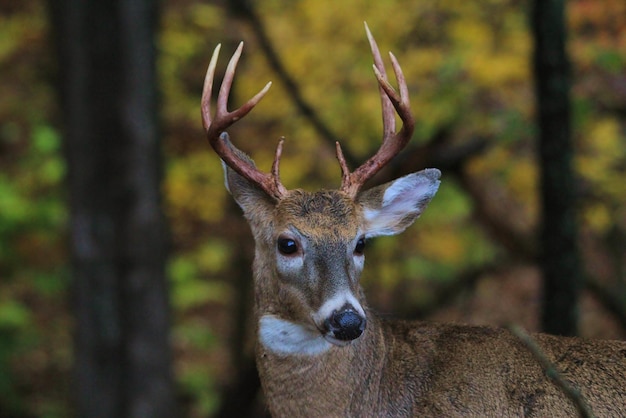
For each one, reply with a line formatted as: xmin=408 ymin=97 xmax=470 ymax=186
xmin=255 ymin=310 xmax=387 ymax=416
xmin=251 ymin=249 xmax=387 ymax=415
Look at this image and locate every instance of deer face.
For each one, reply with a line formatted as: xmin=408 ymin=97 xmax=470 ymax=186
xmin=224 ymin=164 xmax=440 ymax=356
xmin=272 ymin=191 xmax=368 ymax=347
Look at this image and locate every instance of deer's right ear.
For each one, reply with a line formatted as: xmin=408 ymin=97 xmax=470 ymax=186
xmin=357 ymin=168 xmax=441 ymax=238
xmin=222 ymin=159 xmax=276 ymax=217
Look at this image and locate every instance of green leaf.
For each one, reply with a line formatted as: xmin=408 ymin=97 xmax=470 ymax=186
xmin=595 ymin=49 xmax=624 ymax=74
xmin=32 ymin=125 xmax=61 ymax=154
xmin=0 ymin=300 xmax=31 ymax=330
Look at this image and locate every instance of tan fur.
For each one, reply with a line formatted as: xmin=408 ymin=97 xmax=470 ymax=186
xmin=257 ymin=317 xmax=626 ymax=417
xmin=275 ymin=190 xmax=361 ymax=241
xmin=228 ymin=179 xmax=626 ymax=417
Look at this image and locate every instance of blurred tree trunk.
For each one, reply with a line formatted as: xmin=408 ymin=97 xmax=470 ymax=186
xmin=532 ymin=0 xmax=581 ymax=336
xmin=48 ymin=1 xmax=176 ymax=417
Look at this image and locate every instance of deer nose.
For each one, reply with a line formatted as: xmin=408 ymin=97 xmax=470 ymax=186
xmin=325 ymin=305 xmax=366 ymax=341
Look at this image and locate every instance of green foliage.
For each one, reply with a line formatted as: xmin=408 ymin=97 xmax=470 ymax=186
xmin=174 ymin=319 xmax=220 ymax=416
xmin=178 ymin=361 xmax=219 ymax=417
xmin=169 ymin=241 xmax=232 ymax=310
xmin=162 ymin=0 xmax=624 ymax=414
xmin=2 ymin=0 xmax=625 ymax=416
xmin=0 ymin=2 xmax=70 ymax=415
xmin=0 ymin=300 xmax=32 ymax=413
xmin=0 ymin=300 xmax=31 ymax=330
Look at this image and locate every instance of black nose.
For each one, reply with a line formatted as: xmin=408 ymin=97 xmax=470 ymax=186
xmin=325 ymin=306 xmax=366 ymax=341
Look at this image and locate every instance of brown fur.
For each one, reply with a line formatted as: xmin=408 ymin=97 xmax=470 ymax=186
xmin=275 ymin=190 xmax=361 ymax=240
xmin=257 ymin=316 xmax=626 ymax=417
xmin=224 ymin=167 xmax=626 ymax=417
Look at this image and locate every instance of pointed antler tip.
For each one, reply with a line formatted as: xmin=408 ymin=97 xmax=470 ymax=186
xmin=203 ymin=40 xmax=286 ymax=200
xmin=364 ymin=22 xmax=375 ymax=42
xmin=340 ymin=27 xmax=415 ymax=196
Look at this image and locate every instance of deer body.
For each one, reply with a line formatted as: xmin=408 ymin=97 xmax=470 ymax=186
xmin=201 ymin=24 xmax=626 ymax=417
xmin=257 ymin=316 xmax=626 ymax=417
xmin=238 ymin=186 xmax=626 ymax=418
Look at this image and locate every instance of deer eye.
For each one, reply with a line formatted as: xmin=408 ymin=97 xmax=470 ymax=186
xmin=277 ymin=237 xmax=298 ymax=255
xmin=354 ymin=237 xmax=366 ymax=255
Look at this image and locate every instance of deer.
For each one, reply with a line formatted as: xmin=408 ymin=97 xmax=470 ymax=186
xmin=201 ymin=24 xmax=626 ymax=417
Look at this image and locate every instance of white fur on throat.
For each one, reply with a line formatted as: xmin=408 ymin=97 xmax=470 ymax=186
xmin=259 ymin=315 xmax=332 ymax=356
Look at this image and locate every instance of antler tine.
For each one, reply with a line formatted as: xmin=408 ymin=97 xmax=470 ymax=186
xmin=338 ymin=23 xmax=415 ymax=198
xmin=201 ymin=42 xmax=285 ymax=200
xmin=364 ymin=22 xmax=396 ymax=140
xmin=201 ymin=44 xmax=221 ymax=132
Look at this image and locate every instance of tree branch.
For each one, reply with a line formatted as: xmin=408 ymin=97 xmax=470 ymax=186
xmin=508 ymin=325 xmax=595 ymax=418
xmin=229 ymin=0 xmax=358 ymax=168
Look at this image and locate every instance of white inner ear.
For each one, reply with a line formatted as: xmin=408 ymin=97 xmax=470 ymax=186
xmin=363 ymin=170 xmax=440 ymax=237
xmin=221 ymin=160 xmax=231 ymax=194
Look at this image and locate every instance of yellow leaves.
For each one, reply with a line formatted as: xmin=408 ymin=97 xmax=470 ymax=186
xmin=467 ymin=145 xmax=538 ymax=196
xmin=584 ymin=204 xmax=612 ymax=233
xmin=417 ymin=226 xmax=466 ymax=265
xmin=0 ymin=5 xmax=44 ymax=64
xmin=159 ymin=4 xmax=227 ymax=125
xmin=466 ymin=144 xmax=539 ymax=231
xmin=508 ymin=158 xmax=538 ymax=205
xmin=448 ymin=19 xmax=530 ymax=86
xmin=577 ymin=117 xmax=625 ymax=196
xmin=467 ymin=52 xmax=529 ymax=86
xmin=165 ymin=153 xmax=227 ymax=229
xmin=377 ymin=262 xmax=403 ymax=291
xmin=409 ymin=48 xmax=445 ymax=76
xmin=414 ymin=185 xmax=493 ymax=271
xmin=188 ymin=4 xmax=223 ymax=30
xmin=577 ymin=117 xmax=626 ymax=233
xmin=467 ymin=146 xmax=510 ymax=175
xmin=581 ymin=117 xmax=623 ymax=158
xmin=449 ymin=20 xmax=492 ymax=51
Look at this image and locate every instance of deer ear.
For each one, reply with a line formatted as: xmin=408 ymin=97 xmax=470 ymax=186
xmin=222 ymin=152 xmax=276 ymax=219
xmin=357 ymin=169 xmax=441 ymax=238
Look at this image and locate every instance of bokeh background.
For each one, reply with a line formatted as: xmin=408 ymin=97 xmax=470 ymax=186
xmin=1 ymin=0 xmax=625 ymax=417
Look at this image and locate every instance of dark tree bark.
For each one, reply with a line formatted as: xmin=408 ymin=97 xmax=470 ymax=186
xmin=48 ymin=1 xmax=176 ymax=417
xmin=532 ymin=0 xmax=581 ymax=336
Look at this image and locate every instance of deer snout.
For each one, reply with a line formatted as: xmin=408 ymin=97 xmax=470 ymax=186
xmin=324 ymin=305 xmax=366 ymax=343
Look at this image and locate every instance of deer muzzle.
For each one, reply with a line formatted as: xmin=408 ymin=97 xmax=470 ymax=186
xmin=323 ymin=304 xmax=366 ymax=345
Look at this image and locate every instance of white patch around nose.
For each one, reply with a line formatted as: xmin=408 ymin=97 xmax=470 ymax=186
xmin=259 ymin=315 xmax=332 ymax=356
xmin=312 ymin=290 xmax=366 ymax=327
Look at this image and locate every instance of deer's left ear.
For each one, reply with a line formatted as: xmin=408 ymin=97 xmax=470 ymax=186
xmin=221 ymin=141 xmax=277 ymax=225
xmin=357 ymin=168 xmax=441 ymax=238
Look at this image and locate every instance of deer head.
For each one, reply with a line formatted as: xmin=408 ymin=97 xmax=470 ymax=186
xmin=202 ymin=24 xmax=440 ymax=355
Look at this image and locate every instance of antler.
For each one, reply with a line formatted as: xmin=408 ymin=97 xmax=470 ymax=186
xmin=201 ymin=42 xmax=287 ymax=200
xmin=336 ymin=23 xmax=416 ymax=198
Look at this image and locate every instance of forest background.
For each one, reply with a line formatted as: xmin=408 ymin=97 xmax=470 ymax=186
xmin=1 ymin=0 xmax=625 ymax=417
